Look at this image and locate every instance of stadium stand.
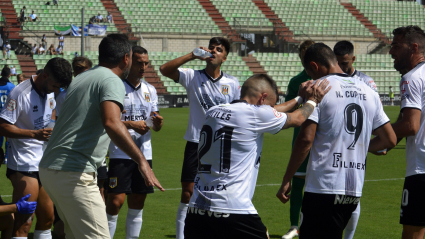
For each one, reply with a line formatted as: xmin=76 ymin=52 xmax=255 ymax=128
xmin=33 ymin=51 xmax=99 ymax=71
xmin=264 ymin=0 xmax=373 ymax=37
xmin=209 ymin=0 xmax=272 ymax=28
xmin=114 ymin=0 xmax=221 ymax=34
xmin=12 ymin=0 xmax=119 ymax=32
xmin=0 ymin=51 xmax=22 ymax=84
xmin=253 ymin=52 xmax=400 ymax=95
xmin=150 ymin=52 xmax=252 ymax=94
xmin=350 ymin=0 xmax=425 ymax=38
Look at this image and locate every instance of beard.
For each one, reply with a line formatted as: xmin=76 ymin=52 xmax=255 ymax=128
xmin=122 ymin=65 xmax=131 ymax=79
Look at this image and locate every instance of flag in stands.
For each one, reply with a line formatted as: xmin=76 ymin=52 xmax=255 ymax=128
xmin=54 ymin=25 xmax=72 ymax=35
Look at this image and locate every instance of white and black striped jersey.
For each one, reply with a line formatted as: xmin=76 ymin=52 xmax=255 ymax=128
xmin=108 ymin=80 xmax=158 ymax=160
xmin=305 ymin=74 xmax=389 ymax=197
xmin=177 ymin=68 xmax=240 ymax=143
xmin=352 ymin=69 xmax=378 ymax=93
xmin=188 ymin=101 xmax=287 ymax=214
xmin=0 ymin=76 xmax=56 ymax=171
xmin=400 ymin=62 xmax=425 ymax=177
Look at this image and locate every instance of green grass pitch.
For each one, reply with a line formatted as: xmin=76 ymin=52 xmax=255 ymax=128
xmin=0 ymin=106 xmax=406 ymax=238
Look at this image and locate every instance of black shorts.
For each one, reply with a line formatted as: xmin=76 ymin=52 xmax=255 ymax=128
xmin=6 ymin=168 xmax=41 ymax=185
xmin=184 ymin=207 xmax=269 ymax=239
xmin=107 ymin=159 xmax=153 ymax=194
xmin=299 ymin=192 xmax=359 ymax=239
xmin=97 ymin=166 xmax=108 ymax=180
xmin=400 ymin=174 xmax=425 ymax=226
xmin=181 ymin=141 xmax=199 ymax=182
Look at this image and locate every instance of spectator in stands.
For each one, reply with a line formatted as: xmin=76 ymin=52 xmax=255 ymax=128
xmin=89 ymin=16 xmax=96 ymax=25
xmin=74 ymin=52 xmax=79 ymax=57
xmin=96 ymin=13 xmax=104 ymax=23
xmin=38 ymin=44 xmax=45 ymax=55
xmin=107 ymin=12 xmax=113 ymax=23
xmin=53 ymin=0 xmax=58 ymax=6
xmin=3 ymin=40 xmax=11 ymax=60
xmin=31 ymin=43 xmax=38 ymax=57
xmin=30 ymin=11 xmax=39 ymax=22
xmin=56 ymin=45 xmax=63 ymax=55
xmin=17 ymin=73 xmax=25 ymax=84
xmin=41 ymin=34 xmax=47 ymax=48
xmin=58 ymin=35 xmax=64 ymax=48
xmin=19 ymin=6 xmax=26 ymax=25
xmin=10 ymin=65 xmax=16 ymax=76
xmin=47 ymin=44 xmax=56 ymax=55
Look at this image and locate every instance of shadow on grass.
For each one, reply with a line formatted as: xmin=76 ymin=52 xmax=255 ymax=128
xmin=165 ymin=235 xmax=176 ymax=238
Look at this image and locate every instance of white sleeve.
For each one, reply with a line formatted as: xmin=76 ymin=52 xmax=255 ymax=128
xmin=0 ymin=88 xmax=22 ymax=124
xmin=308 ymin=103 xmax=320 ymax=124
xmin=233 ymin=81 xmax=241 ymax=100
xmin=400 ymin=75 xmax=422 ymax=111
xmin=150 ymin=86 xmax=159 ymax=112
xmin=255 ymin=106 xmax=287 ymax=135
xmin=373 ymin=95 xmax=390 ymax=130
xmin=178 ymin=68 xmax=195 ymax=89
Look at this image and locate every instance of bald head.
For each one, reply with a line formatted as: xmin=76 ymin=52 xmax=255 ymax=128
xmin=241 ymin=74 xmax=278 ymax=106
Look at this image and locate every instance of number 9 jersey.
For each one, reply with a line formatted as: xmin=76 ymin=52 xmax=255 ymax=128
xmin=305 ymin=74 xmax=390 ymax=197
xmin=189 ymin=100 xmax=287 ymax=214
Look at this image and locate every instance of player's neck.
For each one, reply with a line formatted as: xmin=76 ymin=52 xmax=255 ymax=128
xmin=407 ymin=54 xmax=425 ymax=72
xmin=32 ymin=74 xmax=44 ymax=93
xmin=327 ymin=64 xmax=345 ymax=75
xmin=127 ymin=75 xmax=141 ymax=88
xmin=349 ymin=68 xmax=355 ymax=76
xmin=205 ymin=65 xmax=221 ymax=79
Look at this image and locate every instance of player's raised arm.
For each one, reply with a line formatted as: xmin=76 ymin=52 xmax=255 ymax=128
xmin=281 ymin=79 xmax=331 ymax=129
xmin=274 ymin=80 xmax=312 ymax=113
xmin=160 ymin=47 xmax=211 ymax=82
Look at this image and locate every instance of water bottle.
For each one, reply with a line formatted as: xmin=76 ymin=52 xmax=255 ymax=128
xmin=193 ymin=48 xmax=212 ymax=58
xmin=145 ymin=117 xmax=153 ymax=128
xmin=42 ymin=119 xmax=55 ymax=151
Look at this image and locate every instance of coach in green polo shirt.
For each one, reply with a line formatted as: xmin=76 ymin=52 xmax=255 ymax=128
xmin=39 ymin=34 xmax=164 ymax=239
xmin=281 ymin=40 xmax=314 ymax=239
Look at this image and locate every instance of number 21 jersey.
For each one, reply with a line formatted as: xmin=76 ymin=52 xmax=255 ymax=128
xmin=189 ymin=101 xmax=287 ymax=214
xmin=305 ymin=74 xmax=389 ymax=197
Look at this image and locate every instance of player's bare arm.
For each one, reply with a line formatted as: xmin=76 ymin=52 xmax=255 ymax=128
xmin=0 ymin=118 xmax=52 ymax=141
xmin=277 ymin=120 xmax=317 ymax=203
xmin=122 ymin=120 xmax=150 ymax=135
xmin=101 ymin=100 xmax=164 ymax=192
xmin=391 ymin=108 xmax=420 ymax=138
xmin=151 ymin=112 xmax=163 ymax=132
xmin=368 ymin=123 xmax=397 ymax=155
xmin=159 ymin=47 xmax=210 ymax=82
xmin=282 ymin=79 xmax=331 ymax=129
xmin=274 ymin=81 xmax=313 ymax=113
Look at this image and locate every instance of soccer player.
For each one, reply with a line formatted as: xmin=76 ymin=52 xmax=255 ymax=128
xmin=333 ymin=40 xmax=378 ymax=94
xmin=281 ymin=39 xmax=314 ymax=239
xmin=184 ymin=74 xmax=330 ymax=239
xmin=0 ymin=57 xmax=72 ymax=239
xmin=160 ymin=37 xmax=240 ymax=239
xmin=0 ymin=67 xmax=15 ymax=164
xmin=39 ymin=34 xmax=163 ymax=239
xmin=106 ymin=46 xmax=163 ymax=239
xmin=388 ymin=26 xmax=425 ymax=239
xmin=276 ymin=43 xmax=397 ymax=239
xmin=333 ymin=40 xmax=380 ymax=239
xmin=389 ymin=86 xmax=394 ymax=106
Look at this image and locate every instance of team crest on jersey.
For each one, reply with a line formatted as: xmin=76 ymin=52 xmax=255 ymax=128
xmin=49 ymin=98 xmax=54 ymax=109
xmin=144 ymin=92 xmax=151 ymax=102
xmin=7 ymin=99 xmax=16 ymax=111
xmin=221 ymin=85 xmax=229 ymax=95
xmin=109 ymin=177 xmax=117 ymax=188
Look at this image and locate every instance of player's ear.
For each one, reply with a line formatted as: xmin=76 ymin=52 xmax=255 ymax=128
xmin=352 ymin=55 xmax=356 ymax=63
xmin=222 ymin=53 xmax=227 ymax=64
xmin=309 ymin=61 xmax=318 ymax=73
xmin=411 ymin=43 xmax=419 ymax=54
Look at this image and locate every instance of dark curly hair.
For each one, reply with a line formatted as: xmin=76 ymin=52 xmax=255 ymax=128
xmin=393 ymin=26 xmax=425 ymax=54
xmin=44 ymin=57 xmax=73 ymax=88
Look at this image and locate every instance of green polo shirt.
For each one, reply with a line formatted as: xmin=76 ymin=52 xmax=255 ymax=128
xmin=39 ymin=66 xmax=125 ymax=173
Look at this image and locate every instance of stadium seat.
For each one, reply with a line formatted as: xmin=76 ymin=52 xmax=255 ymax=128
xmin=0 ymin=50 xmax=22 ymax=85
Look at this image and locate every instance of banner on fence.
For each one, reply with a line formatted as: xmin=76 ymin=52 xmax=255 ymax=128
xmin=71 ymin=24 xmax=107 ymax=36
xmin=54 ymin=25 xmax=72 ymax=35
